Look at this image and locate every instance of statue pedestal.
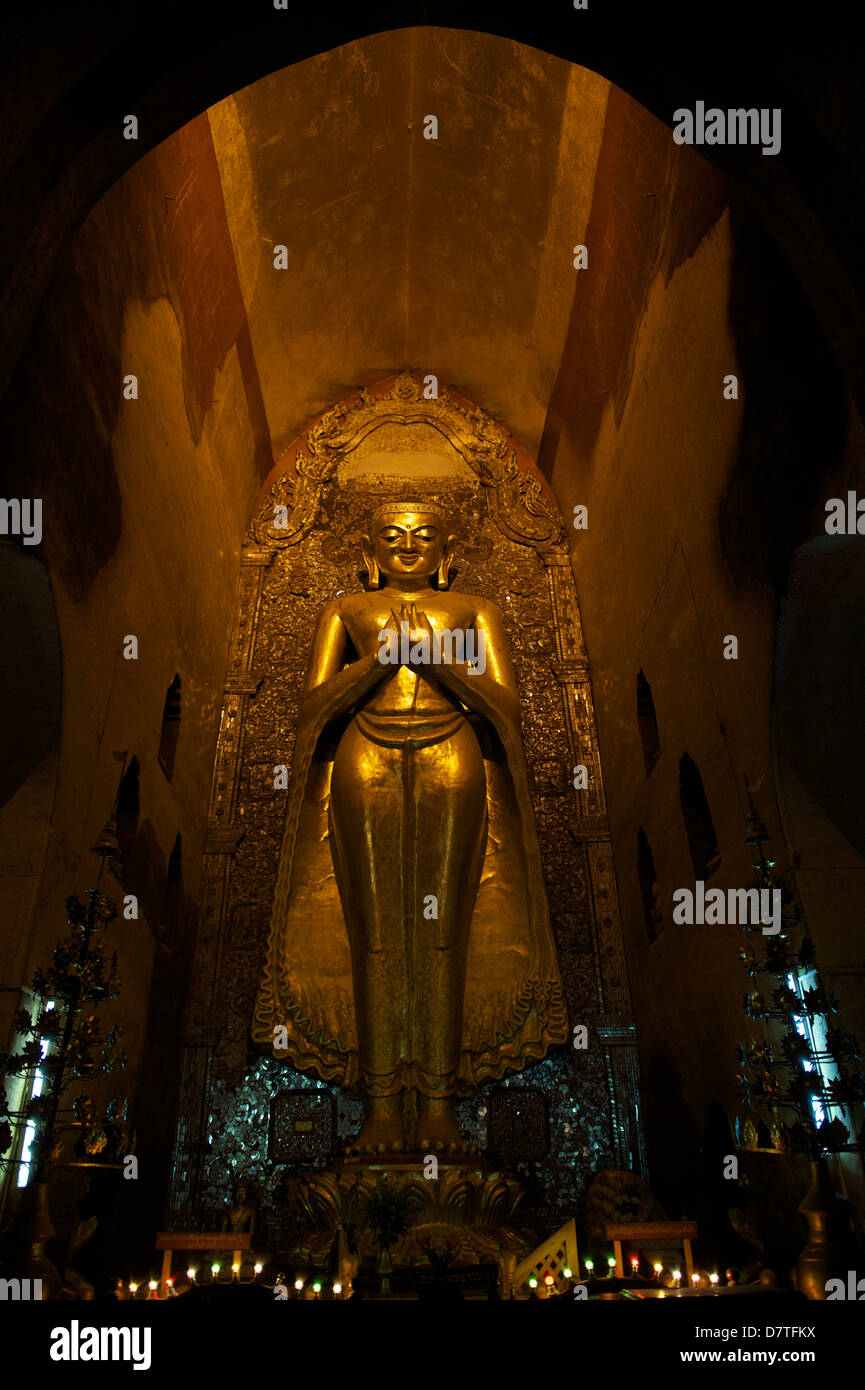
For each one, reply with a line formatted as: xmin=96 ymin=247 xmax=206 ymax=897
xmin=282 ymin=1160 xmax=530 ymax=1289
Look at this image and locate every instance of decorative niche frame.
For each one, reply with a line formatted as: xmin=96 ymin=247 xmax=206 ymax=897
xmin=169 ymin=372 xmax=645 ymax=1225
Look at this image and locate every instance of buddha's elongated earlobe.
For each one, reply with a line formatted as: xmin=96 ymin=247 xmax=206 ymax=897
xmin=361 ymin=535 xmax=380 ymax=589
xmin=437 ymin=537 xmax=456 ymax=589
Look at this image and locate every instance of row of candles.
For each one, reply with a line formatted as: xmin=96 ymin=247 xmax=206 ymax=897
xmin=121 ymin=1268 xmax=343 ymax=1299
xmin=524 ymin=1259 xmax=722 ymax=1292
xmin=122 ymin=1257 xmax=721 ymax=1299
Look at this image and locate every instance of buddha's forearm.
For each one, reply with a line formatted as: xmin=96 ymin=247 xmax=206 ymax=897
xmin=430 ymin=662 xmax=521 ymax=734
xmin=300 ymin=654 xmax=390 ymax=730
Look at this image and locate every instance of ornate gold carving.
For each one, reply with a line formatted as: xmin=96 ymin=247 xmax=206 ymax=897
xmin=493 ymin=455 xmax=565 ymax=548
xmin=245 ymin=370 xmax=564 ymax=554
xmin=282 ymin=1163 xmax=528 ymax=1269
xmin=174 ymin=373 xmax=645 ymax=1217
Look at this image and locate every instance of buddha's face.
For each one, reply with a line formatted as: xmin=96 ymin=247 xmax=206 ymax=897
xmin=370 ymin=510 xmax=447 ymax=584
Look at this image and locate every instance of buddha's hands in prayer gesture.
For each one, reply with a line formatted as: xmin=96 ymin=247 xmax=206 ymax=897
xmin=384 ymin=601 xmax=436 ymax=668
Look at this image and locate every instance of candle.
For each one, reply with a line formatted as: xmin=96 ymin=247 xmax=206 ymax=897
xmin=187 ymin=1268 xmax=196 ymax=1281
xmin=710 ymin=1273 xmax=719 ymax=1286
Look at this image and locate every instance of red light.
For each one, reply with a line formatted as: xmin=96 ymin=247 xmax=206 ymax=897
xmin=544 ymin=1274 xmax=555 ymax=1286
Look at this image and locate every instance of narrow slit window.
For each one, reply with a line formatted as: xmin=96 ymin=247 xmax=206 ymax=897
xmin=158 ymin=675 xmax=181 ymax=781
xmin=679 ymin=753 xmax=720 ymax=879
xmin=636 ymin=670 xmax=661 ymax=775
xmin=116 ymin=756 xmax=140 ymax=871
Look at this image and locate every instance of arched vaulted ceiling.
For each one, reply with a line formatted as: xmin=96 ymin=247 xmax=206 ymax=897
xmin=206 ymin=33 xmax=612 ymax=461
xmin=1 ymin=26 xmax=733 ymax=594
xmin=1 ymin=3 xmax=862 ymax=420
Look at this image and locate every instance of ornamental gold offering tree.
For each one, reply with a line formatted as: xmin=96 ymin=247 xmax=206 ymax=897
xmin=0 ymin=889 xmax=127 ymax=1187
xmin=253 ymin=501 xmax=568 ymax=1153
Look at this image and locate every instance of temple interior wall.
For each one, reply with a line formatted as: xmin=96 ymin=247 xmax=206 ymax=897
xmin=1 ymin=26 xmax=863 ymax=1262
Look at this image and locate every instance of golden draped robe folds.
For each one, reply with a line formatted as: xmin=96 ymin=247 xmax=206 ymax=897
xmin=251 ymin=646 xmax=568 ymax=1097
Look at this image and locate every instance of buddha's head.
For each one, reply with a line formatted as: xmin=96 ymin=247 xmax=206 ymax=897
xmin=362 ymin=503 xmax=456 ymax=590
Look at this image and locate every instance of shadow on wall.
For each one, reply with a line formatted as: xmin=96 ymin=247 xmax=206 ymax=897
xmin=0 ymin=543 xmax=60 ymax=813
xmin=642 ymin=1050 xmax=701 ymax=1219
xmin=697 ymin=1099 xmax=755 ymax=1271
xmin=0 ymin=544 xmax=60 ymax=1032
xmin=775 ymin=534 xmax=865 ymax=861
xmin=720 ymin=199 xmax=847 ymax=596
xmin=99 ymin=838 xmax=198 ymax=1283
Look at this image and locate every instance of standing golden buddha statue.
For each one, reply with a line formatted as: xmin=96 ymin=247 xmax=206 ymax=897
xmin=253 ymin=501 xmax=567 ymax=1153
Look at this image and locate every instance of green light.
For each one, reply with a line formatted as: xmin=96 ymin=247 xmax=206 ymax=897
xmin=528 ymin=1277 xmax=538 ymax=1288
xmin=584 ymin=1259 xmax=594 ymax=1271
